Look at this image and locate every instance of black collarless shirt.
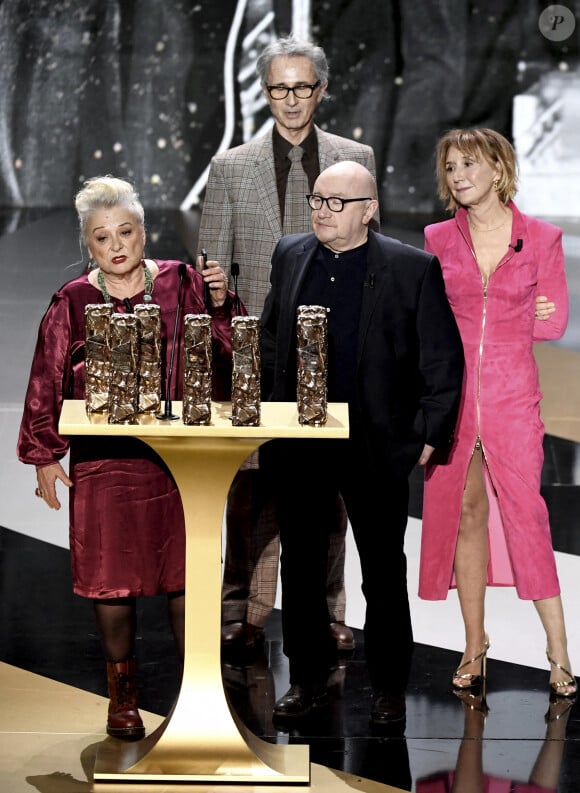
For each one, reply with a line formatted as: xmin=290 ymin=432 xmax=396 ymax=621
xmin=297 ymin=241 xmax=369 ymax=403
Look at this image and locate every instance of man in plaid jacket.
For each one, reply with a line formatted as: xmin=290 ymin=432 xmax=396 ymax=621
xmin=199 ymin=35 xmax=377 ymax=655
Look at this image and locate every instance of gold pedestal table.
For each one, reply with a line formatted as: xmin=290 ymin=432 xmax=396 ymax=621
xmin=58 ymin=399 xmax=349 ymax=787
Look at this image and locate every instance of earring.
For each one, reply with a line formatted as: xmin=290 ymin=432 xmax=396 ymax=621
xmin=87 ymin=258 xmax=97 ymax=271
xmin=493 ymin=178 xmax=500 ymax=192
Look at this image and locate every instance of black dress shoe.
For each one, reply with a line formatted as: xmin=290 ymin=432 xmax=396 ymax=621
xmin=273 ymin=683 xmax=330 ymax=719
xmin=221 ymin=621 xmax=265 ymax=649
xmin=329 ymin=621 xmax=355 ymax=652
xmin=370 ymin=692 xmax=406 ymax=726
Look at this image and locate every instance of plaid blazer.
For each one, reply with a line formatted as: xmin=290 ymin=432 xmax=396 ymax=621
xmin=198 ymin=125 xmax=377 ymax=317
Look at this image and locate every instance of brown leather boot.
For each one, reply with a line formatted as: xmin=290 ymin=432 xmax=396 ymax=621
xmin=106 ymin=659 xmax=145 ymax=740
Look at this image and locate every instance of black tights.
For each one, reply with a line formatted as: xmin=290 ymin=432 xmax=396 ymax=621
xmin=93 ymin=591 xmax=185 ymax=663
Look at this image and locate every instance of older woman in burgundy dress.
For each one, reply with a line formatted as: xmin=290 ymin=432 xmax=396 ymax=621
xmin=18 ymin=176 xmax=240 ymax=739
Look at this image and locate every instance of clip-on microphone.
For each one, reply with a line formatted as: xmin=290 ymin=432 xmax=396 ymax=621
xmin=231 ymin=261 xmax=241 ymax=315
xmin=157 ymin=263 xmax=187 ymax=420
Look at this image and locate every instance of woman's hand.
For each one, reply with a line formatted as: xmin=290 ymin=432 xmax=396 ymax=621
xmin=535 ymin=295 xmax=555 ymax=321
xmin=197 ymin=256 xmax=228 ymax=308
xmin=36 ymin=462 xmax=72 ymax=510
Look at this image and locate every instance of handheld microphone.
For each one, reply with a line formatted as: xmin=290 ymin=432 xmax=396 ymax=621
xmin=231 ymin=261 xmax=241 ymax=314
xmin=511 ymin=239 xmax=523 ymax=252
xmin=157 ymin=263 xmax=187 ymax=421
xmin=201 ymin=248 xmax=211 ymax=309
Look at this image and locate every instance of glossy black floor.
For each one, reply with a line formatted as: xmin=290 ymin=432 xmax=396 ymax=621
xmin=2 ymin=208 xmax=580 ymax=791
xmin=1 ymin=435 xmax=580 ymax=791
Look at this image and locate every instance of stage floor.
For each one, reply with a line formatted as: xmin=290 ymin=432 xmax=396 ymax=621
xmin=1 ymin=208 xmax=580 ymax=791
xmin=0 ymin=662 xmax=408 ymax=793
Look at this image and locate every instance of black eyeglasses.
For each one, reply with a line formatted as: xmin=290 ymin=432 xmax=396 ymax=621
xmin=306 ymin=194 xmax=372 ymax=212
xmin=265 ymin=81 xmax=321 ymax=100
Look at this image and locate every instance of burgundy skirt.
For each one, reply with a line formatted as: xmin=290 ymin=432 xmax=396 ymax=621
xmin=69 ymin=437 xmax=185 ymax=598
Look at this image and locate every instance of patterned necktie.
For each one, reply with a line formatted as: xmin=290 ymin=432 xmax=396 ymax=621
xmin=283 ymin=145 xmax=311 ymax=235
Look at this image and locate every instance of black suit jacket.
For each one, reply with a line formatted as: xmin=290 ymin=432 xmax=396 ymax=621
xmin=261 ymin=229 xmax=464 ymax=474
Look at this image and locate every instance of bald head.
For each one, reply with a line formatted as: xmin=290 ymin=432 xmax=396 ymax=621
xmin=310 ymin=161 xmax=379 ymax=253
xmin=314 ymin=161 xmax=377 ymax=200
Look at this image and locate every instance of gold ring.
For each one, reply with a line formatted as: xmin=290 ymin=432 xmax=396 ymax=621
xmin=35 ymin=487 xmax=43 ymax=498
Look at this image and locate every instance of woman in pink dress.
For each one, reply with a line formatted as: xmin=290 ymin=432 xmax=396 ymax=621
xmin=419 ymin=129 xmax=576 ymax=697
xmin=18 ymin=176 xmax=240 ymax=739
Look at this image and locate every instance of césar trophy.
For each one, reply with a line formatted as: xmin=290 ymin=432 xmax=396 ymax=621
xmin=296 ymin=304 xmax=328 ymax=426
xmin=182 ymin=314 xmax=212 ymax=425
xmin=134 ymin=303 xmax=162 ymax=415
xmin=230 ymin=316 xmax=261 ymax=426
xmin=108 ymin=312 xmax=139 ymax=424
xmin=84 ymin=303 xmax=112 ymax=414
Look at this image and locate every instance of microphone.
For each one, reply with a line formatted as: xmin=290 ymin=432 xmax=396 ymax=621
xmin=511 ymin=239 xmax=523 ymax=252
xmin=157 ymin=263 xmax=187 ymax=421
xmin=123 ymin=298 xmax=133 ymax=313
xmin=231 ymin=261 xmax=241 ymax=314
xmin=201 ymin=248 xmax=211 ymax=309
xmin=369 ymin=273 xmax=375 ymax=289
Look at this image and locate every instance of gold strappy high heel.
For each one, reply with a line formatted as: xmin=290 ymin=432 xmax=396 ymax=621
xmin=547 ymin=650 xmax=578 ymax=699
xmin=452 ymin=635 xmax=490 ymax=690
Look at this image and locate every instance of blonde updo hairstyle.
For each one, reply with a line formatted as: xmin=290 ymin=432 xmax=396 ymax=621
xmin=75 ymin=176 xmax=145 ymax=245
xmin=435 ymin=128 xmax=518 ymax=212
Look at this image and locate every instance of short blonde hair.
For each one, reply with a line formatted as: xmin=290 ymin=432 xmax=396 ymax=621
xmin=75 ymin=176 xmax=144 ymax=243
xmin=435 ymin=128 xmax=518 ymax=211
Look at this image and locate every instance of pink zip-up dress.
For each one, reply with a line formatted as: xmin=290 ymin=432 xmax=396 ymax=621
xmin=419 ymin=202 xmax=568 ymax=601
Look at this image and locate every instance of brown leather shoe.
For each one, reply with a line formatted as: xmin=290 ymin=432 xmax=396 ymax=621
xmin=221 ymin=621 xmax=245 ymax=645
xmin=221 ymin=621 xmax=265 ymax=649
xmin=243 ymin=622 xmax=265 ymax=648
xmin=329 ymin=621 xmax=355 ymax=652
xmin=106 ymin=659 xmax=145 ymax=740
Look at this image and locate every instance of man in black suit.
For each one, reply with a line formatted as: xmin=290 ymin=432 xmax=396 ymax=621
xmin=261 ymin=161 xmax=464 ymax=727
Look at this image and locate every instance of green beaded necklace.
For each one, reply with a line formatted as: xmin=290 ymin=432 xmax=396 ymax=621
xmin=97 ymin=260 xmax=154 ymax=304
